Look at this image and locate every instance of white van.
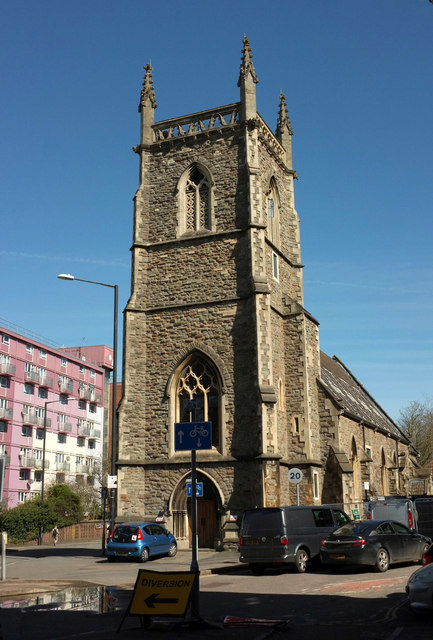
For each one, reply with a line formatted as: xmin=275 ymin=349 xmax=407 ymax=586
xmin=366 ymin=499 xmax=417 ymax=530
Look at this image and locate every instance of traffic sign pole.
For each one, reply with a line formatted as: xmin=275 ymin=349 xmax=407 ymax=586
xmin=190 ymin=449 xmax=199 ymax=619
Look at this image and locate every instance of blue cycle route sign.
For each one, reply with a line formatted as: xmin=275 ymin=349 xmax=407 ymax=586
xmin=174 ymin=422 xmax=212 ymax=451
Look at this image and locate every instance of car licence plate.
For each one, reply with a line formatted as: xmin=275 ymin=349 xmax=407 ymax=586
xmin=117 ymin=551 xmax=129 ymax=555
xmin=331 ymin=554 xmax=345 ymax=560
xmin=246 ymin=540 xmax=259 ymax=545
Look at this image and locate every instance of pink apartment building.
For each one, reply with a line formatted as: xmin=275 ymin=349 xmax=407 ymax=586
xmin=0 ymin=326 xmax=113 ymax=509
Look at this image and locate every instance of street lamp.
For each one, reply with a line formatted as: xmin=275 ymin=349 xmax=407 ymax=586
xmin=57 ymin=274 xmax=118 ymax=536
xmin=39 ymin=397 xmax=75 ymax=544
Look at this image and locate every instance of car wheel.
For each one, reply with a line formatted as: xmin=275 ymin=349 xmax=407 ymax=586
xmin=374 ymin=548 xmax=389 ymax=572
xmin=167 ymin=543 xmax=177 ymax=557
xmin=139 ymin=547 xmax=149 ymax=563
xmin=295 ymin=549 xmax=310 ymax=573
xmin=107 ymin=556 xmax=116 ymax=563
xmin=250 ymin=564 xmax=265 ymax=575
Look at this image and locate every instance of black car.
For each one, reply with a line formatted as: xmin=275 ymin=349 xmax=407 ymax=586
xmin=320 ymin=519 xmax=431 ymax=572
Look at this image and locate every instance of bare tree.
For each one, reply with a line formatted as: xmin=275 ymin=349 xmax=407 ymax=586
xmin=398 ymin=399 xmax=433 ymax=467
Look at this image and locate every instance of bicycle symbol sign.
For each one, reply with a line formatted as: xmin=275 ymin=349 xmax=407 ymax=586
xmin=175 ymin=422 xmax=212 ymax=451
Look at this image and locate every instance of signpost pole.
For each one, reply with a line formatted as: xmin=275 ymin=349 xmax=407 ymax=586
xmin=190 ymin=448 xmax=199 ymax=618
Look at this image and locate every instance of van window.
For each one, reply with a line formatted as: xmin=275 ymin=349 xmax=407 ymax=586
xmin=332 ymin=509 xmax=351 ymax=526
xmin=241 ymin=509 xmax=282 ymax=534
xmin=284 ymin=509 xmax=314 ymax=527
xmin=312 ymin=509 xmax=334 ymax=527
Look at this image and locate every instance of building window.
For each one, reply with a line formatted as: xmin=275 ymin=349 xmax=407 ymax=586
xmin=57 ymin=414 xmax=66 ymax=424
xmin=33 ymin=448 xmax=43 ymax=460
xmin=60 ymin=358 xmax=67 ymax=368
xmin=77 ymin=437 xmax=85 ymax=448
xmin=266 ymin=178 xmax=280 ymax=244
xmin=181 ymin=165 xmax=212 ymax=234
xmin=19 ymin=469 xmax=30 ymax=481
xmin=38 ymin=387 xmax=48 ymax=399
xmin=18 ymin=492 xmax=27 ymax=503
xmin=79 ymin=366 xmax=85 ymax=375
xmin=36 ymin=428 xmax=44 ymax=440
xmin=0 ymin=421 xmax=7 ymax=433
xmin=26 ymin=344 xmax=33 ymax=355
xmin=78 ymin=400 xmax=86 ymax=410
xmin=176 ymin=356 xmax=220 ymax=449
xmin=272 ymin=252 xmax=279 ymax=280
xmin=1 ymin=334 xmax=10 ymax=345
xmin=365 ymin=446 xmax=372 ymax=460
xmin=313 ymin=471 xmax=320 ymax=500
xmin=58 ymin=433 xmax=67 ymax=444
xmin=39 ymin=349 xmax=47 ymax=360
xmin=89 ymin=404 xmax=96 ymax=414
xmin=90 ymin=370 xmax=96 ymax=379
xmin=34 ymin=470 xmax=42 ymax=482
xmin=88 ymin=439 xmax=96 ymax=450
xmin=21 ymin=425 xmax=32 ymax=437
xmin=24 ymin=383 xmax=34 ymax=395
xmin=59 ymin=394 xmax=68 ymax=405
xmin=0 ymin=376 xmax=9 ymax=389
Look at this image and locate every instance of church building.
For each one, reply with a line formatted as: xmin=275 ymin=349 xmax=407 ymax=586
xmin=116 ymin=38 xmax=422 ymax=548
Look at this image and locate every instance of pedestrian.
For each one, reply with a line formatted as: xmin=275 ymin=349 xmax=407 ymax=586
xmin=52 ymin=525 xmax=59 ymax=546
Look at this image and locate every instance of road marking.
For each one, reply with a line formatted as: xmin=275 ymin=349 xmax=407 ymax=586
xmin=321 ymin=577 xmax=404 ymax=594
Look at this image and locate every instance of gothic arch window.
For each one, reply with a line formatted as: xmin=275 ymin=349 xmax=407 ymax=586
xmin=380 ymin=449 xmax=388 ymax=496
xmin=266 ymin=178 xmax=280 ymax=245
xmin=179 ymin=164 xmax=213 ymax=235
xmin=176 ymin=356 xmax=220 ymax=449
xmin=350 ymin=437 xmax=360 ymax=500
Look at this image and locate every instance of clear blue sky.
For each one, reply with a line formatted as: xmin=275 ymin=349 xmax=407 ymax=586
xmin=1 ymin=1 xmax=432 ymax=422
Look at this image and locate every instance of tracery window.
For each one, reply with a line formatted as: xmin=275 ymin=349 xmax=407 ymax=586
xmin=185 ymin=167 xmax=211 ymax=232
xmin=176 ymin=357 xmax=220 ymax=448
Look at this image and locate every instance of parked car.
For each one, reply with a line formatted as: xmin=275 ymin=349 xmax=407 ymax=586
xmin=320 ymin=519 xmax=431 ymax=572
xmin=406 ymin=562 xmax=433 ymax=610
xmin=421 ymin=543 xmax=433 ymax=566
xmin=239 ymin=505 xmax=351 ymax=574
xmin=106 ymin=522 xmax=177 ymax=562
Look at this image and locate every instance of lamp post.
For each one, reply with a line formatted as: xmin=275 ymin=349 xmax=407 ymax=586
xmin=39 ymin=397 xmax=75 ymax=544
xmin=57 ymin=274 xmax=118 ymax=538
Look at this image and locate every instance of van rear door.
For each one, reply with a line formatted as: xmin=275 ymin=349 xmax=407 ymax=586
xmin=240 ymin=508 xmax=285 ymax=560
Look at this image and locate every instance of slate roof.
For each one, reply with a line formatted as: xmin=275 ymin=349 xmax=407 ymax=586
xmin=319 ymin=351 xmax=410 ymax=444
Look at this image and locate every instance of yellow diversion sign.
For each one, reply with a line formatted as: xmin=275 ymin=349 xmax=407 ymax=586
xmin=128 ymin=570 xmax=196 ymax=617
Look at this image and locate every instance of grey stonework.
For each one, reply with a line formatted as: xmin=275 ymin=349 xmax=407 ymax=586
xmin=117 ymin=38 xmax=425 ymax=549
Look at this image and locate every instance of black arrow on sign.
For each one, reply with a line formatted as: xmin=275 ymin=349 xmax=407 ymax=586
xmin=144 ymin=593 xmax=179 ymax=608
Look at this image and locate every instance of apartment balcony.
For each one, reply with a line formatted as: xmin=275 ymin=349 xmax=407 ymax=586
xmin=58 ymin=380 xmax=74 ymax=394
xmin=0 ymin=455 xmax=11 ymax=465
xmin=34 ymin=459 xmax=49 ymax=469
xmin=57 ymin=422 xmax=72 ymax=432
xmin=75 ymin=463 xmax=89 ymax=474
xmin=22 ymin=413 xmax=51 ymax=427
xmin=25 ymin=371 xmax=54 ymax=387
xmin=78 ymin=388 xmax=101 ymax=403
xmin=0 ymin=362 xmax=16 ymax=376
xmin=19 ymin=456 xmax=36 ymax=467
xmin=55 ymin=462 xmax=70 ymax=472
xmin=0 ymin=407 xmax=12 ymax=420
xmin=78 ymin=425 xmax=91 ymax=436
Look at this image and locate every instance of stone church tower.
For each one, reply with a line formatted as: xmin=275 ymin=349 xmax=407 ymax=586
xmin=117 ymin=38 xmax=421 ymax=547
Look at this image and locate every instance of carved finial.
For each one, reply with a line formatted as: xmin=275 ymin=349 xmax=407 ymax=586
xmin=139 ymin=63 xmax=157 ymax=111
xmin=238 ymin=36 xmax=258 ymax=87
xmin=276 ymin=93 xmax=293 ymax=136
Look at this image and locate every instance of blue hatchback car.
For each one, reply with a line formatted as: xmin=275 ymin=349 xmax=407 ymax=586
xmin=106 ymin=522 xmax=177 ymax=562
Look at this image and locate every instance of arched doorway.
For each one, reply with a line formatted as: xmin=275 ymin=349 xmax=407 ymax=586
xmin=171 ymin=472 xmax=222 ymax=548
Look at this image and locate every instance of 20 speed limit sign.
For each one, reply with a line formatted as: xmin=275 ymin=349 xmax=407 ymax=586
xmin=288 ymin=468 xmax=303 ymax=484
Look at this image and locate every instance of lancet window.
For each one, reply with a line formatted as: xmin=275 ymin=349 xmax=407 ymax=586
xmin=184 ymin=167 xmax=211 ymax=232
